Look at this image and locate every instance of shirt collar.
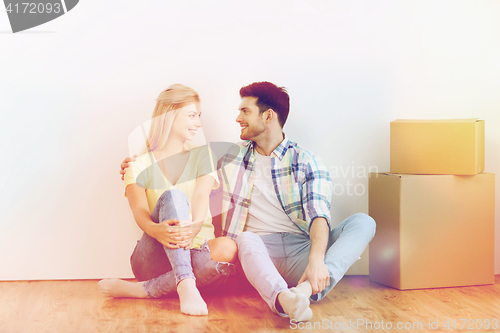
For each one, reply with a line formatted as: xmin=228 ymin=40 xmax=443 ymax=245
xmin=272 ymin=133 xmax=290 ymax=161
xmin=248 ymin=133 xmax=290 ymax=161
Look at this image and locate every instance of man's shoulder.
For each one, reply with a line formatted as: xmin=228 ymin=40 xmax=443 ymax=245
xmin=284 ymin=140 xmax=330 ymax=179
xmin=284 ymin=139 xmax=319 ymax=162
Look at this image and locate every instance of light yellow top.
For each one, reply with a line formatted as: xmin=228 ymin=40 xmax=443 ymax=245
xmin=124 ymin=146 xmax=219 ymax=248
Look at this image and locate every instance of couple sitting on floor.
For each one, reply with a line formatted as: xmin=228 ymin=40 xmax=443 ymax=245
xmin=98 ymin=81 xmax=376 ymax=322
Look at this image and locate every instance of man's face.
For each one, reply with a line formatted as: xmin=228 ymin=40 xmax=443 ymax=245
xmin=236 ymin=97 xmax=266 ymax=141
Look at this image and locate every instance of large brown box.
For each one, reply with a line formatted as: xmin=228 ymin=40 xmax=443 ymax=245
xmin=369 ymin=172 xmax=495 ymax=290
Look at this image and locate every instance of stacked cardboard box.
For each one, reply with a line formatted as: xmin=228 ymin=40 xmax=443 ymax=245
xmin=369 ymin=119 xmax=495 ymax=290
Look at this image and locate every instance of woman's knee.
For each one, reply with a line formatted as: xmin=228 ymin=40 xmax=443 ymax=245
xmin=157 ymin=189 xmax=190 ymax=220
xmin=208 ymin=236 xmax=238 ymax=263
xmin=159 ymin=189 xmax=188 ymax=205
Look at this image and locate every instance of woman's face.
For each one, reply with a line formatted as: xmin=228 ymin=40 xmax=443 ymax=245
xmin=170 ymin=103 xmax=202 ymax=142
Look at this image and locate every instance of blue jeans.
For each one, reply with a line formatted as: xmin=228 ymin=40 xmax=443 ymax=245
xmin=130 ymin=189 xmax=234 ymax=298
xmin=236 ymin=213 xmax=376 ymax=315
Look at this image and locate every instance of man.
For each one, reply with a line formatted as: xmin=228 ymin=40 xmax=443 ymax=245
xmin=121 ymin=81 xmax=376 ymax=321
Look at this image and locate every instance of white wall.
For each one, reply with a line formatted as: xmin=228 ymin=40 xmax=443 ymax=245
xmin=1 ymin=0 xmax=499 ymax=280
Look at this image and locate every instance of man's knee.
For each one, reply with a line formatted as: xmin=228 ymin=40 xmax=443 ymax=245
xmin=235 ymin=231 xmax=261 ymax=246
xmin=352 ymin=213 xmax=376 ymax=237
xmin=235 ymin=232 xmax=266 ymax=260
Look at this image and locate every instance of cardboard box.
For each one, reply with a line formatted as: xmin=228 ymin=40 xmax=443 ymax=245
xmin=368 ymin=172 xmax=495 ymax=290
xmin=390 ymin=119 xmax=485 ymax=175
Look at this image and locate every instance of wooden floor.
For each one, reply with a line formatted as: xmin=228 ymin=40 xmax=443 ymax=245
xmin=1 ymin=275 xmax=499 ymax=333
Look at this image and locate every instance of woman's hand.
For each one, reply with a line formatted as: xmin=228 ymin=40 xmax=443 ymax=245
xmin=177 ymin=232 xmax=195 ymax=250
xmin=120 ymin=154 xmax=138 ymax=180
xmin=176 ymin=220 xmax=201 ymax=250
xmin=147 ymin=219 xmax=193 ymax=249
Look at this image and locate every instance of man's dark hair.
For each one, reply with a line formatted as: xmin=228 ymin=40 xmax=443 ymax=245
xmin=239 ymin=81 xmax=290 ymax=128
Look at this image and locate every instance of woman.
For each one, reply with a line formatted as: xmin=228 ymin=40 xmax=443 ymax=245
xmin=99 ymin=84 xmax=237 ymax=316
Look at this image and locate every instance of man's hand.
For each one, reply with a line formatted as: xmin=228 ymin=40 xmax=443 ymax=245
xmin=298 ymin=217 xmax=331 ymax=295
xmin=120 ymin=154 xmax=138 ymax=180
xmin=147 ymin=218 xmax=193 ymax=249
xmin=297 ymin=258 xmax=330 ymax=295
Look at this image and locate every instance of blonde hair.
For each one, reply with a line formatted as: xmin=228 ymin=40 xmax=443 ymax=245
xmin=141 ymin=84 xmax=200 ymax=154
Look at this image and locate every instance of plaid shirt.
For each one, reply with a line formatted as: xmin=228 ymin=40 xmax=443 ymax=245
xmin=218 ymin=135 xmax=332 ymax=240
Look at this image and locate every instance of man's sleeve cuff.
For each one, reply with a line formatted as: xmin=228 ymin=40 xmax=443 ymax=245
xmin=309 ymin=215 xmax=332 ymax=231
